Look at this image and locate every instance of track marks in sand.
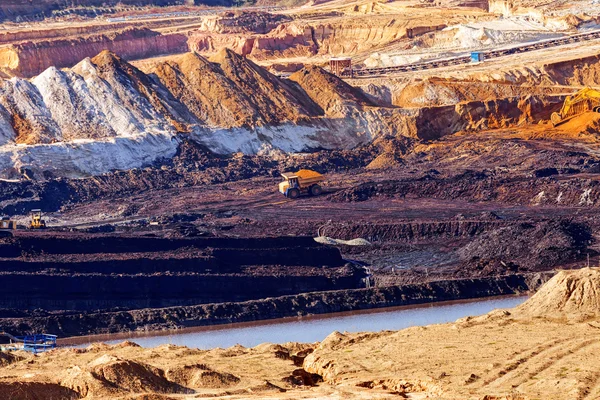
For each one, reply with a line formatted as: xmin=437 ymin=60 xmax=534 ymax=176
xmin=480 ymin=336 xmax=600 ymax=390
xmin=480 ymin=337 xmax=566 ymax=387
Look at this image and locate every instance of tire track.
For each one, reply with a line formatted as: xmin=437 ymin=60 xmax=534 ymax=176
xmin=480 ymin=337 xmax=572 ymax=386
xmin=482 ymin=337 xmax=600 ymax=391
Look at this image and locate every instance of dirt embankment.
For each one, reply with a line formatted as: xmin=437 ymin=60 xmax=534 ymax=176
xmin=188 ymin=14 xmax=462 ymax=61
xmin=0 ymin=234 xmax=361 ymax=313
xmin=330 ymin=167 xmax=600 ymax=208
xmin=0 ymin=28 xmax=188 ymax=77
xmin=0 ymin=271 xmax=549 ymax=337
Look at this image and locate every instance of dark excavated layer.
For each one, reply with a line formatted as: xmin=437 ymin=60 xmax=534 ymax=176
xmin=0 ymin=272 xmax=552 ymax=337
xmin=0 ymin=234 xmax=363 ymax=313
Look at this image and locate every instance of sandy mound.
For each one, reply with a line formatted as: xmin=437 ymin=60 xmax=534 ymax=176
xmin=289 ymin=65 xmax=379 ymax=117
xmin=165 ymin=364 xmax=240 ymax=388
xmin=0 ymin=381 xmax=80 ymax=400
xmin=209 ymin=48 xmax=323 ymax=123
xmin=0 ymin=351 xmax=23 ymax=367
xmin=91 ymin=358 xmax=189 ymax=394
xmin=517 ymin=268 xmax=600 ymax=318
xmin=152 ymin=50 xmax=324 ymax=128
xmin=557 ymin=111 xmax=600 ymax=136
xmin=366 ymin=151 xmax=404 ymax=169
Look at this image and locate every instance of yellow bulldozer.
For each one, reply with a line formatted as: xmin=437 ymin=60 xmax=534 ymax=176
xmin=0 ymin=217 xmax=16 ymax=230
xmin=551 ymin=87 xmax=600 ymax=127
xmin=29 ymin=209 xmax=46 ymax=229
xmin=279 ymin=169 xmax=325 ymax=199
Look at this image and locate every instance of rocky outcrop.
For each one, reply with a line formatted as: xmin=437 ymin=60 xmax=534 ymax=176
xmin=189 ymin=18 xmax=454 ymax=60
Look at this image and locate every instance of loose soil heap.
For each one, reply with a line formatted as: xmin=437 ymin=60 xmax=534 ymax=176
xmin=516 ymin=267 xmax=600 ymax=319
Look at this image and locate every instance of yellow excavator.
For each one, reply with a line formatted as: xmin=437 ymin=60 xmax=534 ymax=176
xmin=551 ymin=87 xmax=600 ymax=127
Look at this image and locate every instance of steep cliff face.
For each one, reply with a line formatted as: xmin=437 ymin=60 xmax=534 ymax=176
xmin=414 ymin=94 xmax=562 ymax=140
xmin=0 ymin=28 xmax=189 ymax=78
xmin=189 ymin=17 xmax=453 ymax=60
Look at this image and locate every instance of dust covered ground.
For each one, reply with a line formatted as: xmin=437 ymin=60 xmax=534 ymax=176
xmin=1 ymin=267 xmax=600 ymax=399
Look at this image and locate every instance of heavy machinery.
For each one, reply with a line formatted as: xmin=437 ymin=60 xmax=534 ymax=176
xmin=29 ymin=209 xmax=46 ymax=229
xmin=279 ymin=169 xmax=325 ymax=199
xmin=0 ymin=332 xmax=57 ymax=354
xmin=551 ymin=87 xmax=600 ymax=127
xmin=0 ymin=217 xmax=16 ymax=230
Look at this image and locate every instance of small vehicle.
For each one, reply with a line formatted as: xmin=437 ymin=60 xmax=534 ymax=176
xmin=279 ymin=169 xmax=325 ymax=199
xmin=29 ymin=209 xmax=46 ymax=229
xmin=0 ymin=217 xmax=16 ymax=230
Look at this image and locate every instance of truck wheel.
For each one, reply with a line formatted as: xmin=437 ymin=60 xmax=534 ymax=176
xmin=287 ymin=188 xmax=300 ymax=199
xmin=311 ymin=185 xmax=323 ymax=196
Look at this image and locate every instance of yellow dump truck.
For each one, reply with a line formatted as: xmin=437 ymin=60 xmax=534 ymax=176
xmin=279 ymin=169 xmax=325 ymax=199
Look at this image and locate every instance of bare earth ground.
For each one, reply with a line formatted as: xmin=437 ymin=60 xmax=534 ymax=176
xmin=1 ymin=0 xmax=600 ymax=398
xmin=1 ymin=269 xmax=599 ymax=399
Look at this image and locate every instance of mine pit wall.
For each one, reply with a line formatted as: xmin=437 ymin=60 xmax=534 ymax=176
xmin=189 ymin=23 xmax=449 ymax=60
xmin=0 ymin=29 xmax=189 ymax=77
xmin=543 ymin=54 xmax=600 ymax=87
xmin=321 ymin=220 xmax=507 ymax=242
xmin=488 ymin=0 xmax=513 ymax=15
xmin=0 ymin=272 xmax=553 ymax=337
xmin=0 ymin=19 xmax=195 ymax=46
xmin=0 ymin=235 xmax=359 ymax=312
xmin=414 ymin=95 xmax=563 ymax=140
xmin=0 ymin=236 xmax=329 ymax=255
xmin=0 ymin=272 xmax=363 ymax=311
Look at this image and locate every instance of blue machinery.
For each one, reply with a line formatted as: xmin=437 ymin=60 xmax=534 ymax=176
xmin=0 ymin=332 xmax=57 ymax=354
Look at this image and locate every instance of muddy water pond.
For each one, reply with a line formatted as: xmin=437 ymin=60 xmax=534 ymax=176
xmin=64 ymin=295 xmax=527 ymax=349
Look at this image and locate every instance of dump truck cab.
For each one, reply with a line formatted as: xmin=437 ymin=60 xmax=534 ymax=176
xmin=279 ymin=169 xmax=324 ymax=199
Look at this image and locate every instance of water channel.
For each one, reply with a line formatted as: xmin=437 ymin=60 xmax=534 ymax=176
xmin=64 ymin=295 xmax=528 ymax=349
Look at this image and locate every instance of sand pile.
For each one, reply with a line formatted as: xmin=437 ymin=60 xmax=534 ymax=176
xmin=152 ymin=52 xmax=259 ymax=128
xmin=517 ymin=267 xmax=600 ymax=318
xmin=90 ymin=357 xmax=189 ymax=395
xmin=165 ymin=364 xmax=240 ymax=388
xmin=209 ymin=49 xmax=323 ymax=123
xmin=152 ymin=50 xmax=323 ymax=128
xmin=557 ymin=111 xmax=600 ymax=136
xmin=0 ymin=382 xmax=79 ymax=399
xmin=289 ymin=65 xmax=379 ymax=117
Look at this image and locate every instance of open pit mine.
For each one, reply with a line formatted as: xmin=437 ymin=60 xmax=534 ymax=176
xmin=1 ymin=0 xmax=600 ymax=399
